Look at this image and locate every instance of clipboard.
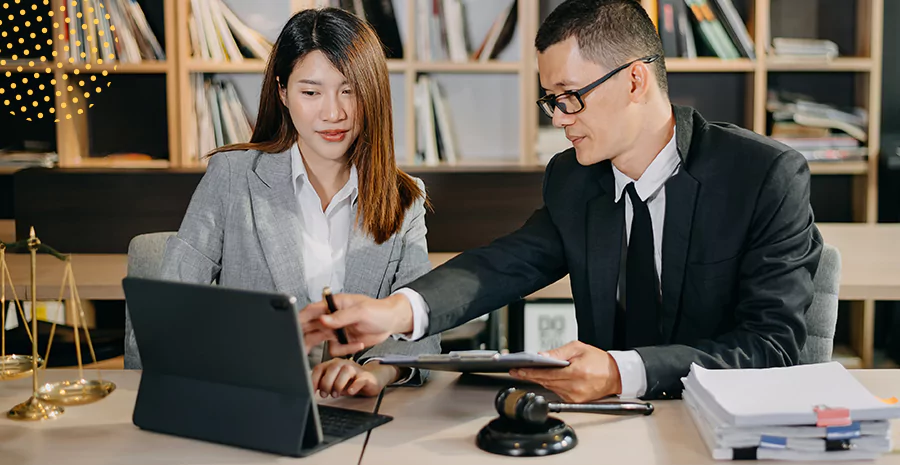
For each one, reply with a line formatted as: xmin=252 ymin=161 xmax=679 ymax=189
xmin=378 ymin=350 xmax=570 ymax=373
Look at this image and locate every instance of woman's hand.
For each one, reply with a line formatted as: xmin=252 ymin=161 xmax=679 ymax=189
xmin=311 ymin=359 xmax=400 ymax=398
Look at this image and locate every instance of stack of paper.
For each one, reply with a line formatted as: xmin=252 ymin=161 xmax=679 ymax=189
xmin=682 ymin=362 xmax=900 ymax=461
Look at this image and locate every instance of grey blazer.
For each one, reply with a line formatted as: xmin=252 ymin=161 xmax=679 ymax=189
xmin=124 ymin=149 xmax=440 ymax=384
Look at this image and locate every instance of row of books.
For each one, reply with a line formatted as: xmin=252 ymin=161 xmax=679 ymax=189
xmin=768 ymin=91 xmax=868 ymax=162
xmin=304 ymin=0 xmax=518 ymax=63
xmin=305 ymin=0 xmax=406 ymax=59
xmin=189 ymin=75 xmax=253 ymax=161
xmin=649 ymin=0 xmax=754 ymax=59
xmin=418 ymin=0 xmax=518 ymax=63
xmin=65 ymin=0 xmax=164 ymax=64
xmin=188 ymin=0 xmax=274 ymax=61
xmin=414 ymin=75 xmax=458 ymax=166
xmin=0 ymin=151 xmax=57 ymax=169
xmin=186 ymin=73 xmax=460 ymax=164
xmin=772 ymin=38 xmax=840 ymax=60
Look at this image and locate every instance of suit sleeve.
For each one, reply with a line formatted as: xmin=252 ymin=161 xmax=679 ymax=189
xmin=407 ymin=157 xmax=569 ymax=336
xmin=125 ymin=154 xmax=232 ymax=369
xmin=356 ymin=179 xmax=441 ymax=386
xmin=158 ymin=154 xmax=232 ymax=284
xmin=635 ymin=150 xmax=823 ymax=399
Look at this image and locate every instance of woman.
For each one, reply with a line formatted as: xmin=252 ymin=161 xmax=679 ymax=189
xmin=124 ymin=8 xmax=439 ymax=398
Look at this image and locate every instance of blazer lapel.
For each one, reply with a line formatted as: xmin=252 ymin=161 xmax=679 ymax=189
xmin=248 ymin=150 xmax=307 ymax=298
xmin=659 ymin=111 xmax=700 ymax=342
xmin=584 ymin=162 xmax=625 ymax=349
xmin=343 ymin=216 xmax=397 ymax=298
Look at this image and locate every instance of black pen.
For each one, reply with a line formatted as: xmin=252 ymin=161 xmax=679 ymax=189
xmin=322 ymin=287 xmax=350 ymax=346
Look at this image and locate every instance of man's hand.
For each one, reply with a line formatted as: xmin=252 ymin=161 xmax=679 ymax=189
xmin=310 ymin=359 xmax=400 ymax=398
xmin=510 ymin=341 xmax=623 ymax=403
xmin=299 ymin=293 xmax=414 ymax=357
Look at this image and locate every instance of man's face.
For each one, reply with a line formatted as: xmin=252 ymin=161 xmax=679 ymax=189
xmin=537 ymin=37 xmax=638 ymax=166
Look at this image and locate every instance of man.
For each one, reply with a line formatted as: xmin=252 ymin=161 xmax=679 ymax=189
xmin=301 ymin=0 xmax=823 ymax=402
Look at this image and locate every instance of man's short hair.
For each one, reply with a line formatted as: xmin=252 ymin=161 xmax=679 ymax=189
xmin=536 ymin=0 xmax=668 ymax=95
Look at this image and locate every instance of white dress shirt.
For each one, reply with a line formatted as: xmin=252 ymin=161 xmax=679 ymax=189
xmin=394 ymin=131 xmax=680 ymax=399
xmin=291 ymin=143 xmax=358 ymax=302
xmin=292 ymin=144 xmax=417 ymax=385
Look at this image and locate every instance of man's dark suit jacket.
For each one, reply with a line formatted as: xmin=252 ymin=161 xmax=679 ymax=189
xmin=407 ymin=105 xmax=824 ymax=400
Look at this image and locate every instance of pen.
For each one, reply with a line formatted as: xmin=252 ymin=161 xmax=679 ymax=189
xmin=322 ymin=287 xmax=350 ymax=346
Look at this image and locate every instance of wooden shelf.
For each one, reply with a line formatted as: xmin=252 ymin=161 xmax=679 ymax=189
xmin=2 ymin=62 xmax=170 ymax=73
xmin=60 ymin=61 xmax=171 ymax=74
xmin=808 ymin=160 xmax=869 ymax=175
xmin=415 ymin=61 xmax=521 ymax=73
xmin=70 ymin=158 xmax=172 ymax=169
xmin=666 ymin=58 xmax=756 ymax=72
xmin=387 ymin=60 xmax=409 ymax=72
xmin=186 ymin=59 xmax=266 ymax=73
xmin=766 ymin=57 xmax=874 ymax=72
xmin=185 ymin=59 xmax=408 ymax=73
xmin=0 ymin=62 xmax=52 ymax=72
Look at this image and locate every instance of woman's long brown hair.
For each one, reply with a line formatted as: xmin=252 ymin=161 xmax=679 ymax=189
xmin=210 ymin=8 xmax=423 ymax=244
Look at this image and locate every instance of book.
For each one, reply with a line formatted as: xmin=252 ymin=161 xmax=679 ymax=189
xmin=768 ymin=91 xmax=868 ymax=142
xmin=658 ymin=0 xmax=681 ymax=58
xmin=772 ymin=38 xmax=839 ymax=60
xmin=684 ymin=0 xmax=740 ymax=59
xmin=473 ymin=0 xmax=517 ymax=61
xmin=361 ymin=0 xmax=404 ymax=59
xmin=709 ymin=0 xmax=755 ymax=59
xmin=189 ymin=0 xmax=273 ymax=61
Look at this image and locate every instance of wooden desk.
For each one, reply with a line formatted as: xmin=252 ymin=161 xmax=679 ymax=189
xmin=1 ymin=369 xmax=376 ymax=464
xmin=362 ymin=370 xmax=900 ymax=465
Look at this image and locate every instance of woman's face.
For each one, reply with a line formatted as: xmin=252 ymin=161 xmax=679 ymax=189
xmin=280 ymin=50 xmax=360 ymax=165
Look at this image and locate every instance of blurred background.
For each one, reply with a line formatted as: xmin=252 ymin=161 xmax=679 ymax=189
xmin=0 ymin=0 xmax=898 ymax=371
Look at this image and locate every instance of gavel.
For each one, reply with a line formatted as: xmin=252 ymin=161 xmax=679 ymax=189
xmin=495 ymin=387 xmax=654 ymax=425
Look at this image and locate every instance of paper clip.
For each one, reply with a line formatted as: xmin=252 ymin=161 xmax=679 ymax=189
xmin=814 ymin=405 xmax=852 ymax=427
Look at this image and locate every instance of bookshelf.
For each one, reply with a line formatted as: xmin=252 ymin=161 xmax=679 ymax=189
xmin=1 ymin=0 xmax=882 ymax=225
xmin=1 ymin=0 xmax=881 ymax=206
xmin=45 ymin=0 xmax=179 ymax=168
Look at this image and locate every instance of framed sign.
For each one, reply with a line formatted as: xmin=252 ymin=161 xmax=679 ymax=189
xmin=522 ymin=301 xmax=578 ymax=353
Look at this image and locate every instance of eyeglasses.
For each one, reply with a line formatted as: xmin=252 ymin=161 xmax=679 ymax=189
xmin=536 ymin=54 xmax=660 ymax=119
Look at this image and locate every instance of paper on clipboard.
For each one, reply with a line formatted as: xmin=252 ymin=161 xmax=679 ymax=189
xmin=379 ymin=350 xmax=570 ymax=373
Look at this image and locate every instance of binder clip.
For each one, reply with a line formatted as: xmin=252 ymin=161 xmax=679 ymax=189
xmin=814 ymin=405 xmax=851 ymax=427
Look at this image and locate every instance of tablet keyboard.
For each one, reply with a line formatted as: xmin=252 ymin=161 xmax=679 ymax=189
xmin=318 ymin=405 xmax=392 ymax=440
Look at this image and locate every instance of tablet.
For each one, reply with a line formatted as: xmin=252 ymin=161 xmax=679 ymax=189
xmin=123 ymin=277 xmax=391 ymax=457
xmin=379 ymin=350 xmax=569 ymax=373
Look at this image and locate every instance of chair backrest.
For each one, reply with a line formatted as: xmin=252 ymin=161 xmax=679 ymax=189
xmin=799 ymin=243 xmax=841 ymax=365
xmin=124 ymin=232 xmax=176 ymax=369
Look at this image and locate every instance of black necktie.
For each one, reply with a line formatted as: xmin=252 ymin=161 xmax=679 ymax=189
xmin=624 ymin=182 xmax=661 ymax=348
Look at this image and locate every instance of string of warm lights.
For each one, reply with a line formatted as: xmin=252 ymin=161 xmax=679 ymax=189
xmin=0 ymin=0 xmax=117 ymax=123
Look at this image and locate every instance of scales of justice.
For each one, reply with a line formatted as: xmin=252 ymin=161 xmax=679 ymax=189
xmin=0 ymin=227 xmax=115 ymax=420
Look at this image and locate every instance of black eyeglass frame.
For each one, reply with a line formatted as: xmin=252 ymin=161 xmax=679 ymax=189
xmin=536 ymin=54 xmax=661 ymax=118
